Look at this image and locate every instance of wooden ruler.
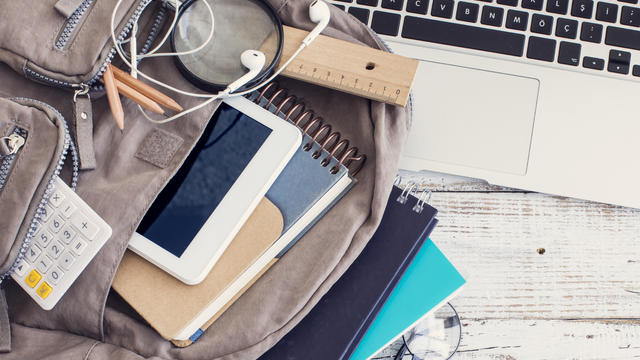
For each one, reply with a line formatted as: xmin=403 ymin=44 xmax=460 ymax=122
xmin=277 ymin=26 xmax=419 ymax=107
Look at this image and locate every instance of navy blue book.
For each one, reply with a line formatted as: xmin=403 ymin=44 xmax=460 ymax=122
xmin=260 ymin=185 xmax=438 ymax=360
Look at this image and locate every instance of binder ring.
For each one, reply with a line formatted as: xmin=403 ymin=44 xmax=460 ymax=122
xmin=314 ymin=132 xmax=340 ymax=159
xmin=256 ymin=82 xmax=278 ymax=103
xmin=266 ymin=88 xmax=287 ymax=109
xmin=294 ymin=110 xmax=315 ymax=127
xmin=322 ymin=139 xmax=350 ymax=167
xmin=275 ymin=95 xmax=297 ymax=115
xmin=346 ymin=153 xmax=366 ymax=176
xmin=302 ymin=117 xmax=323 ymax=136
xmin=394 ymin=176 xmax=403 ymax=186
xmin=284 ymin=103 xmax=305 ymax=122
xmin=332 ymin=146 xmax=359 ymax=174
xmin=398 ymin=182 xmax=417 ymax=204
xmin=413 ymin=190 xmax=433 ymax=214
xmin=305 ymin=124 xmax=332 ymax=151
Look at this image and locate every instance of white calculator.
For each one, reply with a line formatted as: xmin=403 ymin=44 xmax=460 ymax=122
xmin=11 ymin=176 xmax=112 ymax=310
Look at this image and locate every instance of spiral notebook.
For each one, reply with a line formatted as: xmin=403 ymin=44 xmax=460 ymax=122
xmin=113 ymin=84 xmax=366 ymax=345
xmin=261 ymin=185 xmax=439 ymax=360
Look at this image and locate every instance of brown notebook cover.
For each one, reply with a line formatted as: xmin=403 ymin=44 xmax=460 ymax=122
xmin=112 ymin=198 xmax=284 ymax=345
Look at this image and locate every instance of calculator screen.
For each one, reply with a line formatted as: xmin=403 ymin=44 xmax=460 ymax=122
xmin=137 ymin=103 xmax=272 ymax=257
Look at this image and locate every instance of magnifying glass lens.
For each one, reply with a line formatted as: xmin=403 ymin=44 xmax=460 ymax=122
xmin=173 ymin=0 xmax=282 ymax=91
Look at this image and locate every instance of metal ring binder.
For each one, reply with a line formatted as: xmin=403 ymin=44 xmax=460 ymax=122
xmin=397 ymin=182 xmax=417 ymax=205
xmin=413 ymin=190 xmax=433 ymax=214
xmin=252 ymin=82 xmax=367 ymax=176
xmin=396 ymin=180 xmax=433 ymax=214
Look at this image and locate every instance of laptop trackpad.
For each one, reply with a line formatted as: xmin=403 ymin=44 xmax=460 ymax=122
xmin=405 ymin=61 xmax=539 ymax=175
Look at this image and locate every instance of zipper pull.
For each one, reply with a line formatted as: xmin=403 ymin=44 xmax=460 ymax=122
xmin=0 ymin=134 xmax=25 ymax=157
xmin=73 ymin=85 xmax=97 ymax=170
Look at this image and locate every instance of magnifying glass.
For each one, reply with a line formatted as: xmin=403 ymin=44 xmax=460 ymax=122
xmin=170 ymin=0 xmax=284 ymax=93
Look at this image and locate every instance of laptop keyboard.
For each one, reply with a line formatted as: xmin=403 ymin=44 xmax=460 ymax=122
xmin=329 ymin=0 xmax=640 ymax=77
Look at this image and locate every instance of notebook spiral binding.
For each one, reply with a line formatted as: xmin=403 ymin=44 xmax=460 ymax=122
xmin=394 ymin=177 xmax=432 ymax=214
xmin=251 ymin=82 xmax=366 ymax=176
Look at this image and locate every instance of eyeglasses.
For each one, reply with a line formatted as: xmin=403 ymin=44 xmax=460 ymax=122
xmin=389 ymin=303 xmax=462 ymax=360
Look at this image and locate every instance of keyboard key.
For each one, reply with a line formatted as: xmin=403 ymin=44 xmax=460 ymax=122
xmin=357 ymin=0 xmax=379 ymax=5
xmin=48 ymin=268 xmax=64 ymax=285
xmin=606 ymin=26 xmax=640 ymax=50
xmin=36 ymin=229 xmax=54 ymax=249
xmin=609 ymin=48 xmax=631 ymax=62
xmin=402 ymin=16 xmax=526 ymax=56
xmin=556 ymin=18 xmax=579 ymax=38
xmin=407 ymin=0 xmax=429 ymax=13
xmin=506 ymin=9 xmax=529 ymax=30
xmin=580 ymin=22 xmax=603 ymax=42
xmin=531 ymin=14 xmax=554 ymax=34
xmin=583 ymin=56 xmax=605 ymax=69
xmin=547 ymin=0 xmax=570 ymax=13
xmin=621 ymin=6 xmax=640 ymax=26
xmin=633 ymin=64 xmax=640 ymax=75
xmin=59 ymin=225 xmax=77 ymax=245
xmin=348 ymin=7 xmax=370 ymax=23
xmin=382 ymin=0 xmax=405 ymax=9
xmin=481 ymin=5 xmax=505 ymax=25
xmin=35 ymin=256 xmax=53 ymax=274
xmin=334 ymin=4 xmax=346 ymax=9
xmin=432 ymin=0 xmax=455 ymax=18
xmin=58 ymin=252 xmax=75 ymax=270
xmin=608 ymin=62 xmax=629 ymax=73
xmin=39 ymin=204 xmax=54 ymax=223
xmin=49 ymin=189 xmax=65 ymax=208
xmin=36 ymin=282 xmax=52 ymax=299
xmin=60 ymin=201 xmax=76 ymax=219
xmin=557 ymin=41 xmax=581 ymax=65
xmin=527 ymin=36 xmax=557 ymax=61
xmin=71 ymin=212 xmax=99 ymax=240
xmin=522 ymin=0 xmax=544 ymax=10
xmin=49 ymin=215 xmax=65 ymax=234
xmin=372 ymin=11 xmax=402 ymax=35
xmin=14 ymin=260 xmax=28 ymax=277
xmin=596 ymin=2 xmax=619 ymax=21
xmin=571 ymin=0 xmax=594 ymax=17
xmin=498 ymin=0 xmax=519 ymax=5
xmin=456 ymin=2 xmax=480 ymax=21
xmin=25 ymin=244 xmax=42 ymax=263
xmin=70 ymin=238 xmax=87 ymax=255
xmin=47 ymin=241 xmax=64 ymax=259
xmin=25 ymin=270 xmax=41 ymax=288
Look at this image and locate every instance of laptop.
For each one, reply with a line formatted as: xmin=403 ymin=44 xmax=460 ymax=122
xmin=329 ymin=0 xmax=640 ymax=209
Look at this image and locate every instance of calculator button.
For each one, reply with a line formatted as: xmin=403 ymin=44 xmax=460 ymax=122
xmin=59 ymin=225 xmax=77 ymax=245
xmin=25 ymin=244 xmax=42 ymax=263
xmin=49 ymin=189 xmax=65 ymax=208
xmin=36 ymin=230 xmax=54 ymax=249
xmin=60 ymin=201 xmax=77 ymax=218
xmin=48 ymin=268 xmax=64 ymax=285
xmin=39 ymin=204 xmax=54 ymax=222
xmin=59 ymin=252 xmax=75 ymax=270
xmin=25 ymin=270 xmax=42 ymax=288
xmin=14 ymin=260 xmax=28 ymax=277
xmin=36 ymin=282 xmax=52 ymax=299
xmin=71 ymin=213 xmax=99 ymax=240
xmin=47 ymin=241 xmax=65 ymax=259
xmin=36 ymin=256 xmax=54 ymax=274
xmin=49 ymin=215 xmax=65 ymax=234
xmin=70 ymin=238 xmax=87 ymax=255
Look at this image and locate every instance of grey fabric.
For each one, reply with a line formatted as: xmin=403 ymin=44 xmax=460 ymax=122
xmin=0 ymin=0 xmax=411 ymax=359
xmin=54 ymin=0 xmax=86 ymax=19
xmin=0 ymin=289 xmax=10 ymax=353
xmin=74 ymin=94 xmax=97 ymax=170
xmin=135 ymin=128 xmax=184 ymax=169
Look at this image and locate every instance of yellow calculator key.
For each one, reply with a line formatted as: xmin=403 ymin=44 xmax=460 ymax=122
xmin=36 ymin=282 xmax=52 ymax=299
xmin=25 ymin=270 xmax=42 ymax=288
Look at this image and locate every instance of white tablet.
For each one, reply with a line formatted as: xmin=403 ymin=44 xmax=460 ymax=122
xmin=128 ymin=97 xmax=301 ymax=285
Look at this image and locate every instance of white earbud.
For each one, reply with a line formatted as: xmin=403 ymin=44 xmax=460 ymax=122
xmin=225 ymin=50 xmax=266 ymax=93
xmin=302 ymin=0 xmax=331 ymax=46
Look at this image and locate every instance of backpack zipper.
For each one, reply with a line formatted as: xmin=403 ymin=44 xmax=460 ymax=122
xmin=0 ymin=99 xmax=79 ymax=284
xmin=55 ymin=0 xmax=95 ymax=50
xmin=0 ymin=129 xmax=28 ymax=193
xmin=26 ymin=0 xmax=156 ymax=91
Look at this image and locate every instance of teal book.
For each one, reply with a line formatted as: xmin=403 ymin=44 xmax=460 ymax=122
xmin=350 ymin=239 xmax=466 ymax=360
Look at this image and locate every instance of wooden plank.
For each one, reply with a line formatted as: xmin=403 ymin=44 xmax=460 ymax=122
xmin=426 ymin=191 xmax=640 ymax=320
xmin=397 ymin=169 xmax=517 ymax=192
xmin=278 ymin=26 xmax=419 ymax=106
xmin=373 ymin=319 xmax=640 ymax=359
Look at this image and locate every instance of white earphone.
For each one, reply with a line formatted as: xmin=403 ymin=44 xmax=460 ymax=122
xmin=110 ymin=0 xmax=331 ymax=124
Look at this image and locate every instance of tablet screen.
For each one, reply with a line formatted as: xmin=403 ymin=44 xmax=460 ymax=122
xmin=137 ymin=103 xmax=272 ymax=257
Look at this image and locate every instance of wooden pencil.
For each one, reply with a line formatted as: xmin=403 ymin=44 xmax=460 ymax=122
xmin=99 ymin=78 xmax=165 ymax=114
xmin=109 ymin=65 xmax=183 ymax=112
xmin=103 ymin=66 xmax=125 ymax=132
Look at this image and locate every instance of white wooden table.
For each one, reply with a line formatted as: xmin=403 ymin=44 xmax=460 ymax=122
xmin=387 ymin=169 xmax=640 ymax=359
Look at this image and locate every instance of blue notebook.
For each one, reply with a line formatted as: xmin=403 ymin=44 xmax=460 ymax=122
xmin=351 ymin=239 xmax=466 ymax=360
